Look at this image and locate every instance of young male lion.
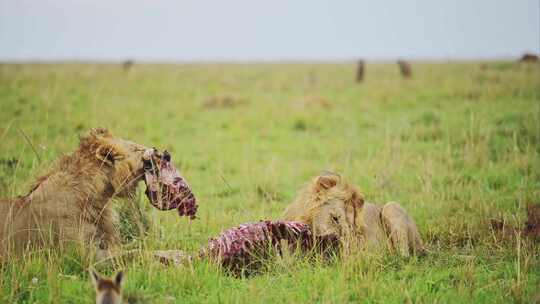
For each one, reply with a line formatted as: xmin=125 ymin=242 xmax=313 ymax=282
xmin=283 ymin=172 xmax=424 ymax=256
xmin=0 ymin=128 xmax=194 ymax=260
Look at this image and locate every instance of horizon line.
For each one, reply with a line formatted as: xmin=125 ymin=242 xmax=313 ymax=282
xmin=0 ymin=54 xmax=535 ymax=65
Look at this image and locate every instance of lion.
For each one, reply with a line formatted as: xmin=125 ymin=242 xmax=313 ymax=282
xmin=283 ymin=172 xmax=425 ymax=256
xmin=0 ymin=128 xmax=192 ymax=260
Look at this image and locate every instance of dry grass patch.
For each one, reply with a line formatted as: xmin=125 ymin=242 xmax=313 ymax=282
xmin=203 ymin=94 xmax=247 ymax=109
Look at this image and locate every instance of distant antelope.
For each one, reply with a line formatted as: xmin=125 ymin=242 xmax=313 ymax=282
xmin=519 ymin=53 xmax=538 ymax=63
xmin=397 ymin=60 xmax=412 ymax=78
xmin=355 ymin=59 xmax=365 ymax=82
xmin=89 ymin=269 xmax=124 ymax=304
xmin=122 ymin=60 xmax=134 ymax=71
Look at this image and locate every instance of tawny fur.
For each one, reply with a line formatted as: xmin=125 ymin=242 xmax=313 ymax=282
xmin=283 ymin=172 xmax=425 ymax=256
xmin=0 ymin=128 xmax=150 ymax=260
xmin=283 ymin=172 xmax=363 ymax=240
xmin=90 ymin=269 xmax=124 ymax=304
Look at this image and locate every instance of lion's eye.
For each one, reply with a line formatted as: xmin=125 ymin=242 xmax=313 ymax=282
xmin=331 ymin=216 xmax=339 ymax=224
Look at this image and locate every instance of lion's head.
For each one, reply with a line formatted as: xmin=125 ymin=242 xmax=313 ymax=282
xmin=79 ymin=128 xmax=149 ymax=197
xmin=78 ymin=128 xmax=197 ymax=217
xmin=283 ymin=172 xmax=364 ymax=240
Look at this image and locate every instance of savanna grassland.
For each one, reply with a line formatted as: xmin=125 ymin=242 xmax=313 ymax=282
xmin=0 ymin=61 xmax=539 ymax=303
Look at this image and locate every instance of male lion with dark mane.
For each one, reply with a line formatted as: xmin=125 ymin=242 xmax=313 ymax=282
xmin=283 ymin=172 xmax=424 ymax=256
xmin=0 ymin=128 xmax=196 ymax=261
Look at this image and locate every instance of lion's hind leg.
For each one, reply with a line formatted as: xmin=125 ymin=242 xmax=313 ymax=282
xmin=381 ymin=202 xmax=424 ymax=257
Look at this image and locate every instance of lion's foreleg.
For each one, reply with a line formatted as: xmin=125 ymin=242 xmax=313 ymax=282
xmin=381 ymin=202 xmax=421 ymax=257
xmin=97 ymin=213 xmax=121 ymax=249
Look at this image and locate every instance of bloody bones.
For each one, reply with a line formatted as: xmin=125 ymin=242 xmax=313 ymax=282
xmin=200 ymin=220 xmax=340 ymax=274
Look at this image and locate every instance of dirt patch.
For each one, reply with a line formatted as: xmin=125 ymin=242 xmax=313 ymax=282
xmin=293 ymin=95 xmax=333 ymax=109
xmin=203 ymin=94 xmax=247 ymax=109
xmin=490 ymin=203 xmax=540 ymax=241
xmin=524 ymin=203 xmax=540 ymax=240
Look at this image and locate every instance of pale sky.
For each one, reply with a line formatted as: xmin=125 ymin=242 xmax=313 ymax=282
xmin=0 ymin=0 xmax=538 ymax=61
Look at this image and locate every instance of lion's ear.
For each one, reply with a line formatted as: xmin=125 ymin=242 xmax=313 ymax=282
xmin=316 ymin=175 xmax=337 ymax=190
xmin=80 ymin=127 xmax=112 ymax=141
xmin=89 ymin=127 xmax=111 ymax=137
xmin=79 ymin=128 xmax=113 ymax=150
xmin=95 ymin=141 xmax=125 ymax=166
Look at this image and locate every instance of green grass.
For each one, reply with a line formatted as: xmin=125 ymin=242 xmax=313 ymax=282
xmin=0 ymin=61 xmax=539 ymax=303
